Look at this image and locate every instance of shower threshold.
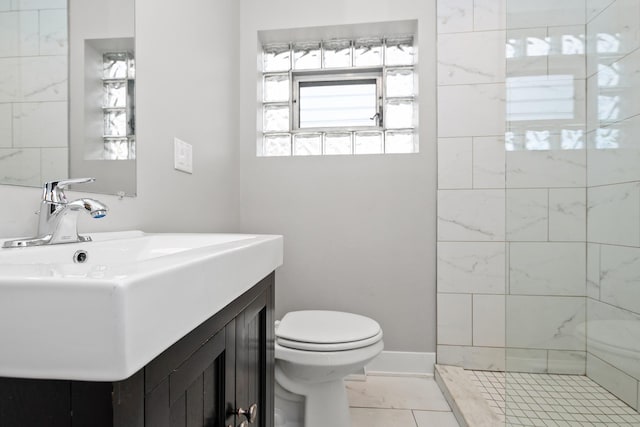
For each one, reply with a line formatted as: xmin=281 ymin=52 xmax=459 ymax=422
xmin=435 ymin=365 xmax=640 ymax=426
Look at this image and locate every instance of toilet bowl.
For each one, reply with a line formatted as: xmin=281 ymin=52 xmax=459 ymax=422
xmin=274 ymin=310 xmax=384 ymax=427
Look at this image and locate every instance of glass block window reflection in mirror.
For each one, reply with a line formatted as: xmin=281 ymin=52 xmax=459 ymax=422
xmin=103 ymin=52 xmax=135 ymax=160
xmin=260 ymin=35 xmax=417 ymax=157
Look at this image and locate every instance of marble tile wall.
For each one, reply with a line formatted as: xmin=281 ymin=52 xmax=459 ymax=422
xmin=0 ymin=1 xmax=68 ymax=187
xmin=436 ymin=0 xmax=591 ymax=376
xmin=436 ymin=0 xmax=509 ymax=371
xmin=585 ymin=0 xmax=640 ymax=410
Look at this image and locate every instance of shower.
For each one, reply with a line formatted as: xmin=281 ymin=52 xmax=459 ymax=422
xmin=436 ymin=0 xmax=640 ymax=424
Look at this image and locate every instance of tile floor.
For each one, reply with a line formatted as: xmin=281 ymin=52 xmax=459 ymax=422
xmin=346 ymin=375 xmax=460 ymax=427
xmin=469 ymin=370 xmax=640 ymax=426
xmin=468 ymin=369 xmax=506 ymax=417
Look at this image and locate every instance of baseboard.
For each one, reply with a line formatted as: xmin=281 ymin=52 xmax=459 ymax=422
xmin=363 ymin=351 xmax=436 ymax=377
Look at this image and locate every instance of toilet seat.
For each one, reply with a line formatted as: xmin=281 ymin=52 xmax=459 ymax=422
xmin=277 ymin=329 xmax=383 ymax=351
xmin=275 ymin=310 xmax=383 ymax=352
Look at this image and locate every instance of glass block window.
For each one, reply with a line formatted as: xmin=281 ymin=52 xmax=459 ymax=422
xmin=260 ymin=35 xmax=417 ymax=157
xmin=103 ymin=52 xmax=135 ymax=160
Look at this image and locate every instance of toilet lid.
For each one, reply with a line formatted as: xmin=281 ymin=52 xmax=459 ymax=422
xmin=276 ymin=310 xmax=382 ymax=351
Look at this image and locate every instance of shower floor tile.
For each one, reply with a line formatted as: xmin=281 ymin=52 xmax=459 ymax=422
xmin=468 ymin=370 xmax=640 ymax=426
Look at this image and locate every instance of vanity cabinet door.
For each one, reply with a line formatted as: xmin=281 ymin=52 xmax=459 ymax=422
xmin=143 ymin=273 xmax=274 ymax=427
xmin=233 ymin=283 xmax=274 ymax=427
xmin=144 ymin=329 xmax=229 ymax=427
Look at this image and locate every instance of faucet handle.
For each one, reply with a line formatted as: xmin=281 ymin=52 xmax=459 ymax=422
xmin=42 ymin=178 xmax=96 ymax=203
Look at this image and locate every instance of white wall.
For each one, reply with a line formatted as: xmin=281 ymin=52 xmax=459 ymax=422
xmin=0 ymin=0 xmax=240 ymax=237
xmin=238 ymin=0 xmax=437 ymax=352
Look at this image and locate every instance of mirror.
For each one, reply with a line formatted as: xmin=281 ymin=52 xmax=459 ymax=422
xmin=0 ymin=0 xmax=136 ymax=196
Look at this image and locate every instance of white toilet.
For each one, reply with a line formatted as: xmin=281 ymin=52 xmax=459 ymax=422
xmin=274 ymin=310 xmax=384 ymax=427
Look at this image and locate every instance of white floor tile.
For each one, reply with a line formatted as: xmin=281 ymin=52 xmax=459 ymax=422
xmin=346 ymin=376 xmax=451 ymax=411
xmin=350 ymin=408 xmax=417 ymax=427
xmin=413 ymin=410 xmax=461 ymax=427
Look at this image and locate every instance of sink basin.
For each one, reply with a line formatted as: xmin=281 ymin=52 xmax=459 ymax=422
xmin=0 ymin=230 xmax=283 ymax=381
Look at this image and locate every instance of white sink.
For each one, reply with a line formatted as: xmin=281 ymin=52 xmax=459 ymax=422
xmin=0 ymin=231 xmax=283 ymax=381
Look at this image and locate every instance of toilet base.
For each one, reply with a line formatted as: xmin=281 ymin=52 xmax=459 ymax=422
xmin=275 ymin=381 xmax=304 ymax=427
xmin=304 ymin=380 xmax=350 ymax=427
xmin=275 ymin=365 xmax=351 ymax=427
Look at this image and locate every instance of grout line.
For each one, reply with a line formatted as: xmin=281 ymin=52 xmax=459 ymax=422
xmin=36 ymin=9 xmax=40 ymax=55
xmin=585 ymin=0 xmax=615 ymax=24
xmin=410 ymin=409 xmax=419 ymax=427
xmin=471 ymin=137 xmax=475 ymax=189
xmin=544 ymin=26 xmax=550 ymax=77
xmin=0 ymin=53 xmax=67 ymax=59
xmin=438 ymin=239 xmax=625 ymax=245
xmin=470 ymin=293 xmax=474 ymax=347
xmin=545 ymin=349 xmax=549 ymax=372
xmin=588 ymin=181 xmax=640 ymax=191
xmin=440 ymin=186 xmax=588 ymax=191
xmin=589 ymin=241 xmax=640 ymax=250
xmin=348 ymin=406 xmax=418 ymax=410
xmin=471 ymin=0 xmax=476 ymax=32
xmin=587 ymin=108 xmax=640 ymax=132
xmin=590 ymin=296 xmax=640 ymax=318
xmin=0 ymin=100 xmax=66 ymax=104
xmin=597 ymin=242 xmax=602 ymax=302
xmin=438 ymin=81 xmax=507 ymax=88
xmin=10 ymin=102 xmax=14 ymax=148
xmin=439 ymin=291 xmax=587 ymax=298
xmin=437 ymin=25 xmax=574 ymax=36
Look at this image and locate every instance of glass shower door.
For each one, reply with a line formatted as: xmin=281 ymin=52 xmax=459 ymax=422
xmin=504 ymin=0 xmax=589 ymax=424
xmin=504 ymin=0 xmax=640 ymax=424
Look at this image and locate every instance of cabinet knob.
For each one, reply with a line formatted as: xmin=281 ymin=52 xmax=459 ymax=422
xmin=236 ymin=403 xmax=258 ymax=423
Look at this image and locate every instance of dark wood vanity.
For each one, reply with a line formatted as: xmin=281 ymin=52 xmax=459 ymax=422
xmin=0 ymin=273 xmax=275 ymax=427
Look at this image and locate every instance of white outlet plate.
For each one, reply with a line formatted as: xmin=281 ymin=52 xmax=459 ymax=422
xmin=174 ymin=138 xmax=193 ymax=174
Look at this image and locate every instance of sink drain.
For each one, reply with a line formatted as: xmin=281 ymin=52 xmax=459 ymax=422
xmin=73 ymin=250 xmax=88 ymax=264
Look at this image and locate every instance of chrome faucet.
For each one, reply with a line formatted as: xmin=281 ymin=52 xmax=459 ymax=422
xmin=2 ymin=178 xmax=108 ymax=248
